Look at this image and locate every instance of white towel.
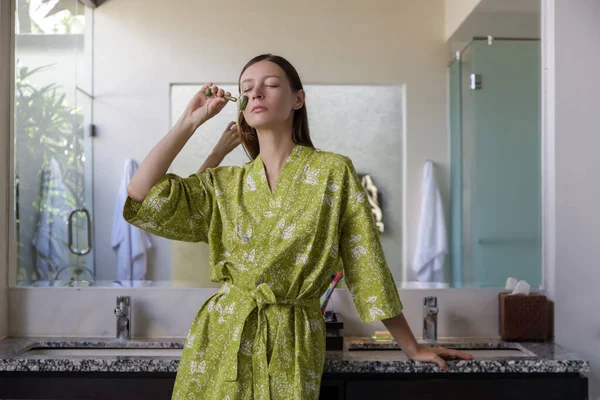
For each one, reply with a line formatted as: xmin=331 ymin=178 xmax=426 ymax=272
xmin=31 ymin=156 xmax=72 ymax=280
xmin=411 ymin=160 xmax=448 ymax=283
xmin=111 ymin=159 xmax=152 ymax=281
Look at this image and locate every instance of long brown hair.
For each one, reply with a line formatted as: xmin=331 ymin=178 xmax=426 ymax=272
xmin=236 ymin=53 xmax=314 ymax=160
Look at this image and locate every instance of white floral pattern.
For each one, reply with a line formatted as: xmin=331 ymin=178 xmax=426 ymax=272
xmin=123 ymin=144 xmax=403 ymax=399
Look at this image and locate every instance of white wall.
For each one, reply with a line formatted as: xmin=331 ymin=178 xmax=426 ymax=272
xmin=0 ymin=0 xmax=12 ymax=339
xmin=551 ymin=0 xmax=600 ymax=396
xmin=92 ymin=0 xmax=450 ymax=282
xmin=445 ymin=0 xmax=482 ymax=40
xmin=8 ymin=286 xmax=505 ymax=339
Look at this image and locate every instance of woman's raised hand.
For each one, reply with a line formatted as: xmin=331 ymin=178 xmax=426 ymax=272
xmin=181 ymin=82 xmax=232 ymax=130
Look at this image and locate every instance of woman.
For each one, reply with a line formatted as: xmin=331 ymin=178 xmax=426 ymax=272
xmin=125 ymin=54 xmax=471 ymax=400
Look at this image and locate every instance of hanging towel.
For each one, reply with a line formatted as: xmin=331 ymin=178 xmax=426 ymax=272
xmin=32 ymin=156 xmax=72 ymax=280
xmin=111 ymin=158 xmax=152 ymax=281
xmin=411 ymin=160 xmax=448 ymax=283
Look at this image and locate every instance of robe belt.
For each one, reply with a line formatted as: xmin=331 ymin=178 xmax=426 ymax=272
xmin=218 ymin=281 xmax=320 ymax=399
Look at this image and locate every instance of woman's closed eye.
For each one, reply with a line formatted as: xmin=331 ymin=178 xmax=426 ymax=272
xmin=243 ymin=85 xmax=279 ymax=93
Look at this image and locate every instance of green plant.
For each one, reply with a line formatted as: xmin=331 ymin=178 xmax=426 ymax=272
xmin=15 ymin=59 xmax=87 ymax=282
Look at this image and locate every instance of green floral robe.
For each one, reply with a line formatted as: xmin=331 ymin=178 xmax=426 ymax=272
xmin=123 ymin=144 xmax=403 ymax=399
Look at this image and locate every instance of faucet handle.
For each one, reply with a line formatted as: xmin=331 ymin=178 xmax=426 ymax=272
xmin=116 ymin=296 xmax=131 ymax=307
xmin=115 ymin=296 xmax=130 ymax=317
xmin=423 ymin=296 xmax=437 ymax=307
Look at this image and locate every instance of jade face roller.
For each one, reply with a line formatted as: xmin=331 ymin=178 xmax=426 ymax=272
xmin=205 ymin=87 xmax=249 ymax=112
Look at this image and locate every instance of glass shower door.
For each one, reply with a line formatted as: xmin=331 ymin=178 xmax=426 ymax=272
xmin=14 ymin=0 xmax=94 ymax=286
xmin=461 ymin=39 xmax=542 ymax=288
xmin=450 ymin=38 xmax=542 ymax=288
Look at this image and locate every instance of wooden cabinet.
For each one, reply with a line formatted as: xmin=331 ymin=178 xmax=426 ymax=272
xmin=0 ymin=371 xmax=588 ymax=400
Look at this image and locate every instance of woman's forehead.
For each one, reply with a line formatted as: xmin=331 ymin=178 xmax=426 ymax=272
xmin=241 ymin=61 xmax=284 ymax=83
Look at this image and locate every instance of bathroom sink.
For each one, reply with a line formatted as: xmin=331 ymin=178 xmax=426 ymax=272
xmin=346 ymin=340 xmax=536 ymax=359
xmin=347 ymin=348 xmax=528 ymax=359
xmin=23 ymin=347 xmax=183 ymax=357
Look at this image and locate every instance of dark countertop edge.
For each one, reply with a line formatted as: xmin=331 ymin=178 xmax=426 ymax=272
xmin=0 ymin=336 xmax=591 ymax=375
xmin=0 ymin=358 xmax=590 ymax=374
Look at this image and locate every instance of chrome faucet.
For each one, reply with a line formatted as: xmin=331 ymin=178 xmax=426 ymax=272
xmin=114 ymin=296 xmax=131 ymax=340
xmin=423 ymin=296 xmax=438 ymax=342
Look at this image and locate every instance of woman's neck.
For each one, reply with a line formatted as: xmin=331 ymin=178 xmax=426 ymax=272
xmin=256 ymin=128 xmax=296 ymax=192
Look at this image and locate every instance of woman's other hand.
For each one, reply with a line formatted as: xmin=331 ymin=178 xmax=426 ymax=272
xmin=408 ymin=345 xmax=473 ymax=371
xmin=212 ymin=121 xmax=242 ymax=159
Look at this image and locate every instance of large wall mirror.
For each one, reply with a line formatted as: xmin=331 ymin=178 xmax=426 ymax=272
xmin=11 ymin=0 xmax=542 ymax=290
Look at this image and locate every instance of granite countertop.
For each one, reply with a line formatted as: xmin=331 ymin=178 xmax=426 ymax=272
xmin=0 ymin=336 xmax=589 ymax=374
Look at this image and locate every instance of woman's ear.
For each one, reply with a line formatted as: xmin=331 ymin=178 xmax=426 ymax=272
xmin=293 ymin=89 xmax=305 ymax=110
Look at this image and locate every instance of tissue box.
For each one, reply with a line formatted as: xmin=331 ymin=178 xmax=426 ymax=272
xmin=499 ymin=293 xmax=552 ymax=341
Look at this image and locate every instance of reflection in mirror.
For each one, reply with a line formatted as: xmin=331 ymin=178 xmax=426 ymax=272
xmin=360 ymin=174 xmax=384 ymax=234
xmin=445 ymin=0 xmax=542 ymax=289
xmin=14 ymin=83 xmax=404 ymax=287
xmin=449 ymin=38 xmax=542 ymax=289
xmin=14 ymin=0 xmax=94 ymax=287
xmin=12 ymin=1 xmax=543 ymax=290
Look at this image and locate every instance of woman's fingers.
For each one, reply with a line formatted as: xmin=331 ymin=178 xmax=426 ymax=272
xmin=203 ymin=85 xmax=231 ymax=100
xmin=435 ymin=347 xmax=473 ymax=360
xmin=200 ymin=82 xmax=213 ymax=92
xmin=222 ymin=121 xmax=236 ymax=134
xmin=191 ymin=82 xmax=213 ymax=104
xmin=200 ymin=83 xmax=217 ymax=98
xmin=201 ymin=85 xmax=237 ymax=118
xmin=432 ymin=354 xmax=449 ymax=371
xmin=446 ymin=349 xmax=472 ymax=360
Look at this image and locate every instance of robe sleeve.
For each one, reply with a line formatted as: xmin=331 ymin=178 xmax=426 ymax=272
xmin=338 ymin=157 xmax=404 ymax=323
xmin=123 ymin=172 xmax=215 ymax=243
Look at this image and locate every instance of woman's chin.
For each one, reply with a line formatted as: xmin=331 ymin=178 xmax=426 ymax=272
xmin=247 ymin=117 xmax=281 ymax=131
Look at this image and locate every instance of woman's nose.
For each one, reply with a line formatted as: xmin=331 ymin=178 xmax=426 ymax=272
xmin=252 ymin=88 xmax=263 ymax=100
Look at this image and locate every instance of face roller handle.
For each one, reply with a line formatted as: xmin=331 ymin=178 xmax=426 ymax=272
xmin=205 ymin=87 xmax=249 ymax=111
